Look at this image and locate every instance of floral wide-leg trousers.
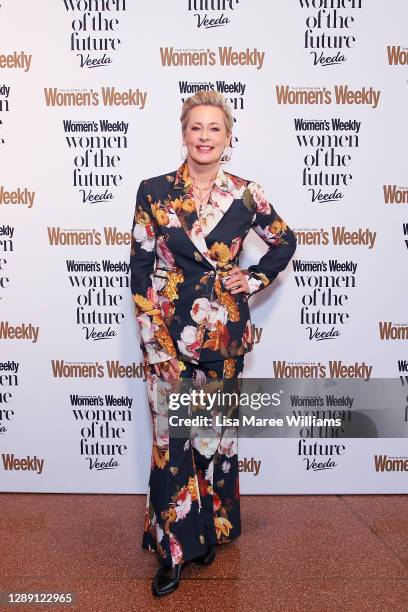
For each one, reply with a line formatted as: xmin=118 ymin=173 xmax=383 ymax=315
xmin=142 ymin=354 xmax=245 ymax=567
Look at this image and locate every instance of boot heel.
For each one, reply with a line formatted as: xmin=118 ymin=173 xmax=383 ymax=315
xmin=192 ymin=545 xmax=216 ymax=566
xmin=152 ymin=562 xmax=185 ymax=597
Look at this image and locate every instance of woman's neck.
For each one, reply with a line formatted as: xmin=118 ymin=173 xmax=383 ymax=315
xmin=186 ymin=157 xmax=220 ymax=181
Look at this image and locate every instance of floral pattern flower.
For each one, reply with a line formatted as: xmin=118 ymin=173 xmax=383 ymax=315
xmin=177 ymin=324 xmax=202 ymax=360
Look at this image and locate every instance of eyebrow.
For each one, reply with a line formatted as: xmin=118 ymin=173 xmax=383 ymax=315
xmin=191 ymin=121 xmax=221 ymax=126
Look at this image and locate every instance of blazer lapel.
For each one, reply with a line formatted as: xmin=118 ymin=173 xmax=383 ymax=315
xmin=170 ymin=161 xmax=217 ymax=269
xmin=169 ymin=161 xmax=239 ymax=268
xmin=199 ymin=165 xmax=235 ymax=238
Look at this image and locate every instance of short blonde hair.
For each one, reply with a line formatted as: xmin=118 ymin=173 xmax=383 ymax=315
xmin=180 ymin=91 xmax=233 ymax=135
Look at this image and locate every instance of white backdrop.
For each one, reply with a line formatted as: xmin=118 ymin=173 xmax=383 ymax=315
xmin=1 ymin=0 xmax=407 ymax=493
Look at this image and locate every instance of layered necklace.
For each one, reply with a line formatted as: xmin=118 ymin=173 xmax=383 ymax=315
xmin=190 ymin=173 xmax=217 ymax=212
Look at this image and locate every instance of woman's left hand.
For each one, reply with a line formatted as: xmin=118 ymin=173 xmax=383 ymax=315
xmin=223 ymin=267 xmax=250 ymax=295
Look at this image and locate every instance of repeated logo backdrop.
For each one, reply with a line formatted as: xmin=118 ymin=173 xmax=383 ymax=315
xmin=1 ymin=0 xmax=407 ymax=493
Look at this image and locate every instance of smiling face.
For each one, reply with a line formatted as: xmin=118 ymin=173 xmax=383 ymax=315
xmin=183 ymin=105 xmax=231 ymax=168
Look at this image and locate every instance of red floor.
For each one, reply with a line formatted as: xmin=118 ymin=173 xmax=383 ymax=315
xmin=2 ymin=494 xmax=408 ymax=611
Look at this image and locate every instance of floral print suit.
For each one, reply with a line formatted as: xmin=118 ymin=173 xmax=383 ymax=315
xmin=130 ymin=160 xmax=297 ymax=366
xmin=130 ymin=161 xmax=296 ymax=565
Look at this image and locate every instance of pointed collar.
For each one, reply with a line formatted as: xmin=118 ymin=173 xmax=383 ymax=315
xmin=174 ymin=160 xmax=230 ymax=193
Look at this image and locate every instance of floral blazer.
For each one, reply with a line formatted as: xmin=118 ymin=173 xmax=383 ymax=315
xmin=130 ymin=161 xmax=297 ymax=365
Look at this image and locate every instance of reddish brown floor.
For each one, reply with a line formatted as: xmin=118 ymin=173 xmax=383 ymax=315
xmin=2 ymin=494 xmax=408 ymax=611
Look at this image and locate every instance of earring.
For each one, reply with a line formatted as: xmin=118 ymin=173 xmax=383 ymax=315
xmin=180 ymin=144 xmax=187 ymax=160
xmin=221 ymin=146 xmax=232 ymax=163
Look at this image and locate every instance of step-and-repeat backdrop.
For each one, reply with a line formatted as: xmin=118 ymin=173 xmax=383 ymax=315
xmin=1 ymin=1 xmax=407 ymax=494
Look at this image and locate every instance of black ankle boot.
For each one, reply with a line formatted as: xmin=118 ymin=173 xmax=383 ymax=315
xmin=193 ymin=545 xmax=216 ymax=566
xmin=151 ymin=562 xmax=185 ymax=597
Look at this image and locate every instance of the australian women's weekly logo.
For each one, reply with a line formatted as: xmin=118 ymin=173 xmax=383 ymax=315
xmin=293 ymin=225 xmax=376 ymax=249
xmin=0 ymin=51 xmax=31 ymax=72
xmin=62 ymin=0 xmax=127 ymax=68
xmin=292 ymin=258 xmax=358 ymax=342
xmin=187 ymin=0 xmax=240 ymax=29
xmin=275 ymin=85 xmax=380 ymax=108
xmin=160 ymin=47 xmax=264 ymax=69
xmin=383 ymin=184 xmax=408 ymax=205
xmin=63 ymin=118 xmax=129 ymax=204
xmin=272 ymin=360 xmax=373 ymax=380
xmin=298 ymin=0 xmax=363 ymax=67
xmin=47 ymin=226 xmax=131 ymax=246
xmin=378 ymin=322 xmax=408 ymax=342
xmin=387 ymin=45 xmax=408 ymax=66
xmin=65 ymin=258 xmax=129 ymax=341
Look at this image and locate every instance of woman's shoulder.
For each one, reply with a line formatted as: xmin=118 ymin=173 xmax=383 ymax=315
xmin=138 ymin=170 xmax=177 ymax=191
xmin=223 ymin=168 xmax=261 ymax=191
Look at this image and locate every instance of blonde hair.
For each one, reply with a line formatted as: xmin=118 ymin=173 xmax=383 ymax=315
xmin=180 ymin=90 xmax=233 ymax=135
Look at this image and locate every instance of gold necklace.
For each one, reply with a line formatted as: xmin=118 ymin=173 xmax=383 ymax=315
xmin=192 ymin=178 xmax=214 ymax=205
xmin=190 ymin=175 xmax=217 ymax=187
xmin=190 ymin=174 xmax=216 ymax=210
xmin=192 ymin=186 xmax=212 ymax=208
xmin=192 ymin=184 xmax=213 ymax=194
xmin=190 ymin=173 xmax=217 ymax=180
xmin=191 ymin=181 xmax=214 ymax=191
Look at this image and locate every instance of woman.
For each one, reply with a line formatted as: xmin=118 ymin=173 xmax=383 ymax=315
xmin=130 ymin=90 xmax=296 ymax=597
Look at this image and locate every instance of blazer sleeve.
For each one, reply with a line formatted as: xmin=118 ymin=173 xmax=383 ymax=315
xmin=242 ymin=182 xmax=297 ymax=299
xmin=130 ymin=180 xmax=178 ymax=365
